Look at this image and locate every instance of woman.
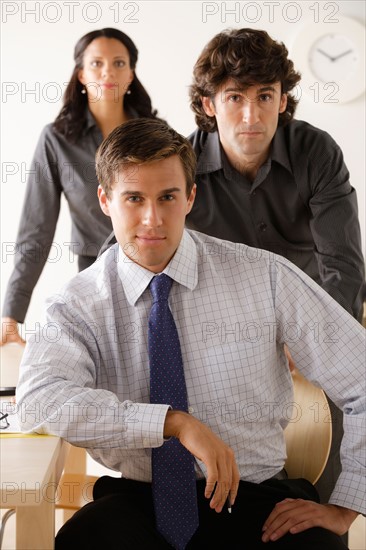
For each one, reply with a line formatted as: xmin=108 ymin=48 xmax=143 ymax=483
xmin=1 ymin=28 xmax=158 ymax=345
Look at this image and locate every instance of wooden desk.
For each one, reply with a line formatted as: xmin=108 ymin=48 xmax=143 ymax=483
xmin=0 ymin=435 xmax=67 ymax=549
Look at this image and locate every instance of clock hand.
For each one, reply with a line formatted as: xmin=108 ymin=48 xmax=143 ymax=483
xmin=316 ymin=48 xmax=335 ymax=61
xmin=333 ymin=49 xmax=354 ymax=61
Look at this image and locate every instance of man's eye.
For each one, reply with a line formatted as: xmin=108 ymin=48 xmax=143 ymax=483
xmin=228 ymin=95 xmax=241 ymax=103
xmin=259 ymin=94 xmax=273 ymax=102
xmin=127 ymin=196 xmax=141 ymax=202
xmin=160 ymin=195 xmax=174 ymax=201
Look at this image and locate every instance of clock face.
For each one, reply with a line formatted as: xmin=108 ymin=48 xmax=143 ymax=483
xmin=290 ymin=16 xmax=365 ymax=104
xmin=309 ymin=34 xmax=360 ymax=83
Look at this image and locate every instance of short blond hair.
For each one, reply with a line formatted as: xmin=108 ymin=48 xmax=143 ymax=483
xmin=96 ymin=119 xmax=196 ymax=198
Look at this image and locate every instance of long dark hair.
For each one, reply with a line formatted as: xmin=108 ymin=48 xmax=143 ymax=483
xmin=53 ymin=28 xmax=157 ymax=141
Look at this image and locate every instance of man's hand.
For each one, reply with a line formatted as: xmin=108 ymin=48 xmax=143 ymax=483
xmin=262 ymin=499 xmax=358 ymax=542
xmin=164 ymin=410 xmax=240 ymax=513
xmin=1 ymin=318 xmax=25 ymax=346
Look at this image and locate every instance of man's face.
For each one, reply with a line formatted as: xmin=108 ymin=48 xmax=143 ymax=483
xmin=98 ymin=156 xmax=196 ymax=273
xmin=202 ymin=80 xmax=287 ymax=168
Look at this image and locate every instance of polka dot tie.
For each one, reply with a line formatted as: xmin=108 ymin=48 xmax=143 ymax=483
xmin=149 ymin=274 xmax=199 ymax=550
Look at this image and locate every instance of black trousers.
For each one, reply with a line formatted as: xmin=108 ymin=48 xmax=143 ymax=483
xmin=55 ymin=476 xmax=348 ymax=550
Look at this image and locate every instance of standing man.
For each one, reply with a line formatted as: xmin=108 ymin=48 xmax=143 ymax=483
xmin=186 ymin=28 xmax=365 ymax=507
xmin=17 ymin=119 xmax=364 ymax=550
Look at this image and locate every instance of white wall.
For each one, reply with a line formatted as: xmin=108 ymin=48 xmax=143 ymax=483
xmin=1 ymin=0 xmax=365 ymax=336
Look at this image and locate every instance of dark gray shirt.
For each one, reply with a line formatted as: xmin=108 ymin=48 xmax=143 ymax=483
xmin=2 ymin=111 xmax=112 ymax=322
xmin=186 ymin=120 xmax=365 ymax=321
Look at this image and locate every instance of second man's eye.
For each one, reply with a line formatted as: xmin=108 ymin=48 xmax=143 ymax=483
xmin=259 ymin=94 xmax=273 ymax=103
xmin=227 ymin=95 xmax=241 ymax=103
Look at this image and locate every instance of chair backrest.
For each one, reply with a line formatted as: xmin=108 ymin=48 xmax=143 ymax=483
xmin=284 ymin=368 xmax=332 ymax=484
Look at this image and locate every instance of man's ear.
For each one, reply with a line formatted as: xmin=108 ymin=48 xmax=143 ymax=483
xmin=279 ymin=93 xmax=288 ymax=114
xmin=186 ymin=183 xmax=197 ymax=215
xmin=98 ymin=185 xmax=110 ymax=217
xmin=201 ymin=96 xmax=216 ymax=117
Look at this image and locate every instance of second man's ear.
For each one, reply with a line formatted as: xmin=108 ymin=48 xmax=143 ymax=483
xmin=279 ymin=93 xmax=288 ymax=114
xmin=201 ymin=96 xmax=216 ymax=117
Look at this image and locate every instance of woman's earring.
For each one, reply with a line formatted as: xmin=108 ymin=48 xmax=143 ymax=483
xmin=81 ymin=86 xmax=87 ymax=95
xmin=126 ymin=89 xmax=131 ymax=95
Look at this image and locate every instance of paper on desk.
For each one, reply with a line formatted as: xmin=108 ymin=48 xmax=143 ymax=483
xmin=0 ymin=399 xmax=21 ymax=433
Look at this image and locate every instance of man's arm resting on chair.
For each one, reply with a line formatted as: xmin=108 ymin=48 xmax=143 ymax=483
xmin=261 ymin=499 xmax=359 ymax=542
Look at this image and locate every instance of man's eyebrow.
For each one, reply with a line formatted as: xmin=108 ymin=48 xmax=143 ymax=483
xmin=223 ymin=85 xmax=277 ymax=94
xmin=120 ymin=187 xmax=182 ymax=197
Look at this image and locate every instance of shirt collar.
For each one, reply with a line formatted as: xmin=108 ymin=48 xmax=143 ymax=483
xmin=117 ymin=230 xmax=198 ymax=306
xmin=196 ymin=131 xmax=223 ymax=174
xmin=195 ymin=127 xmax=293 ymax=177
xmin=268 ymin=125 xmax=293 ymax=175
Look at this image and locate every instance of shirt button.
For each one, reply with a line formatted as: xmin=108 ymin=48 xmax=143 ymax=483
xmin=188 ymin=406 xmax=195 ymax=414
xmin=259 ymin=222 xmax=267 ymax=232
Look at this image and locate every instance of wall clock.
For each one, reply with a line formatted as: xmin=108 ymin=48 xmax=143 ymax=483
xmin=290 ymin=16 xmax=365 ymax=104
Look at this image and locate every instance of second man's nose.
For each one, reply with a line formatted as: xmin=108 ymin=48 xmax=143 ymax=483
xmin=241 ymin=101 xmax=260 ymax=125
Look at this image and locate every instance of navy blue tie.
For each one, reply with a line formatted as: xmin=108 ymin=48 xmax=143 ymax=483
xmin=148 ymin=274 xmax=199 ymax=550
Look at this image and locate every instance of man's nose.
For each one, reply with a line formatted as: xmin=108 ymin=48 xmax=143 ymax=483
xmin=241 ymin=100 xmax=260 ymax=125
xmin=142 ymin=203 xmax=162 ymax=227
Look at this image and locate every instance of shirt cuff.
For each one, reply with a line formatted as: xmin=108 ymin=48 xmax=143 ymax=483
xmin=328 ymin=471 xmax=366 ymax=515
xmin=123 ymin=402 xmax=171 ymax=449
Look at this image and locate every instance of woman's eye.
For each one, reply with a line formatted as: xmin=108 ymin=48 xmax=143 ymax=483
xmin=90 ymin=60 xmax=101 ymax=67
xmin=116 ymin=60 xmax=126 ymax=68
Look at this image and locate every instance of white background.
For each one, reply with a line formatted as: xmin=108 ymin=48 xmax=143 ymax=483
xmin=1 ymin=0 xmax=365 ymax=335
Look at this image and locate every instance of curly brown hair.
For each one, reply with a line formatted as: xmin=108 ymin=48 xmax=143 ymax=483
xmin=190 ymin=28 xmax=301 ymax=132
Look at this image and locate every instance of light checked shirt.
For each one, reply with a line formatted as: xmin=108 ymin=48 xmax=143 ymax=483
xmin=17 ymin=230 xmax=366 ymax=515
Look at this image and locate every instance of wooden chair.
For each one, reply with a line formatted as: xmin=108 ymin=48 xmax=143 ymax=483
xmin=56 ymin=445 xmax=98 ymax=520
xmin=284 ymin=368 xmax=332 ymax=484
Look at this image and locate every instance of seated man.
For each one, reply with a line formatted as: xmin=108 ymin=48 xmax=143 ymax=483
xmin=17 ymin=119 xmax=364 ymax=550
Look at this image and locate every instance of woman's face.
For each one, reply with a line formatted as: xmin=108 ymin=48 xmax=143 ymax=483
xmin=78 ymin=37 xmax=134 ymax=103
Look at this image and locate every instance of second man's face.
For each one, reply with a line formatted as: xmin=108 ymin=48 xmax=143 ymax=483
xmin=202 ymin=80 xmax=287 ymax=169
xmin=98 ymin=155 xmax=196 ymax=273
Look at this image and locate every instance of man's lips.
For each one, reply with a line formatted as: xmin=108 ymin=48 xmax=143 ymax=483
xmin=238 ymin=130 xmax=264 ymax=136
xmin=136 ymin=235 xmax=166 ymax=243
